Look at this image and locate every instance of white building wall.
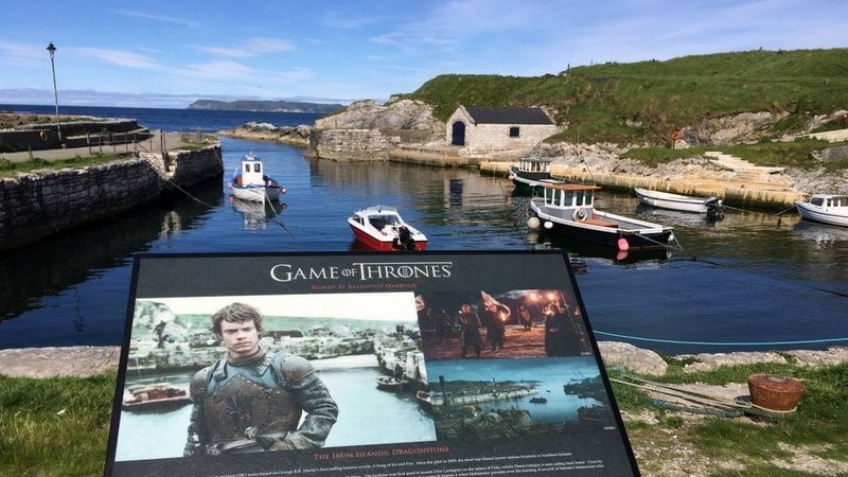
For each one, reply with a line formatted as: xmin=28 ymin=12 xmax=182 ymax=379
xmin=465 ymin=123 xmax=559 ymax=153
xmin=446 ymin=107 xmax=560 ymax=154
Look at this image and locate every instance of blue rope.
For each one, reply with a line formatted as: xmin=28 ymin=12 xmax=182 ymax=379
xmin=594 ymin=331 xmax=848 ymax=346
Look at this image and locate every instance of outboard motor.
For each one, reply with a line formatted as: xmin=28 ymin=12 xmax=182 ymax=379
xmin=398 ymin=226 xmax=416 ymax=250
xmin=705 ymin=197 xmax=725 ymax=221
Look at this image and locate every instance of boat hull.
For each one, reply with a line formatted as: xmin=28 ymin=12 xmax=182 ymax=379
xmin=530 ymin=203 xmax=673 ymax=250
xmin=509 ymin=166 xmax=564 ymax=196
xmin=635 ymin=188 xmax=711 ymax=214
xmin=230 ymin=183 xmax=282 ymax=202
xmin=795 ymin=201 xmax=848 ymax=227
xmin=123 ymin=396 xmax=192 ymax=412
xmin=348 ymin=223 xmax=428 ymax=251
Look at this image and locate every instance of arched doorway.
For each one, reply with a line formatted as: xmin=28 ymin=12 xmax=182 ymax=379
xmin=451 ymin=121 xmax=466 ymax=146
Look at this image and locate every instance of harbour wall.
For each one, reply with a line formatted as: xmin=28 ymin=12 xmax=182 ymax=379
xmin=307 ymin=128 xmax=389 ymax=161
xmin=0 ymin=119 xmax=142 ymax=152
xmin=480 ymin=161 xmax=805 ymax=209
xmin=0 ymin=146 xmax=223 ymax=250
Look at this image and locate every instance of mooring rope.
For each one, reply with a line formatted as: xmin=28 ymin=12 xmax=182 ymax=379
xmin=263 ymin=190 xmax=297 ymax=241
xmin=610 ymin=370 xmax=797 ymax=419
xmin=593 ymin=330 xmax=848 ymax=346
xmin=136 ymin=153 xmax=217 ymax=208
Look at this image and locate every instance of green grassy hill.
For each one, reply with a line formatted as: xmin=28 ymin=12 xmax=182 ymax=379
xmin=401 ymin=49 xmax=848 ymax=144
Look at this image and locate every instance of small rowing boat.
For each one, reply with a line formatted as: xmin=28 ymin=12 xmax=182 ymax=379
xmin=634 ymin=188 xmax=724 ymax=219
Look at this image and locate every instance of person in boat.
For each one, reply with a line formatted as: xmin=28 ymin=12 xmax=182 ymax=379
xmin=184 ymin=303 xmax=338 ymax=456
xmin=543 ymin=297 xmax=590 ymax=357
xmin=457 ymin=304 xmax=482 ymax=358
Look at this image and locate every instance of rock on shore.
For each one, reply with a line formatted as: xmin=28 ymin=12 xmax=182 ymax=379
xmin=218 ymin=122 xmax=312 ymax=147
xmin=3 ymin=343 xmax=847 ymax=379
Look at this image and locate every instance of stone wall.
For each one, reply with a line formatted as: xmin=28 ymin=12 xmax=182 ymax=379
xmin=0 ymin=145 xmax=222 ymax=250
xmin=0 ymin=119 xmax=141 ymax=152
xmin=461 ymin=123 xmax=560 ymax=155
xmin=446 ymin=108 xmax=560 ymax=154
xmin=308 ymin=128 xmax=389 ymax=161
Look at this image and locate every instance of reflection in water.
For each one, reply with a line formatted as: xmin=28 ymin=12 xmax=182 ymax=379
xmin=794 ymin=220 xmax=848 ymax=250
xmin=0 ymin=180 xmax=223 ymax=347
xmin=526 ymin=230 xmax=670 ymax=267
xmin=229 ymin=195 xmax=287 ymax=230
xmin=3 ymin=136 xmax=848 ymax=354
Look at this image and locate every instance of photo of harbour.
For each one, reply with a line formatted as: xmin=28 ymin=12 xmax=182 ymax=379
xmin=423 ymin=357 xmax=614 ymax=443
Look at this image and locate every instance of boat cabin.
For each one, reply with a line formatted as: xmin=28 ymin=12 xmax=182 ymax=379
xmin=518 ymin=157 xmax=552 ymax=173
xmin=540 ymin=184 xmax=619 ymax=227
xmin=810 ymin=195 xmax=848 ymax=209
xmin=542 ymin=184 xmax=600 ymax=210
xmin=351 ymin=207 xmax=403 ymax=230
xmin=239 ymin=155 xmax=267 ymax=186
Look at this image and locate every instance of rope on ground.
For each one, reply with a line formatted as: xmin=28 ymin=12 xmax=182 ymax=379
xmin=610 ymin=371 xmax=794 ymax=421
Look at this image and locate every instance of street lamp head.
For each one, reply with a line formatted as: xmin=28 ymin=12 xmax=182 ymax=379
xmin=46 ymin=42 xmax=56 ymax=54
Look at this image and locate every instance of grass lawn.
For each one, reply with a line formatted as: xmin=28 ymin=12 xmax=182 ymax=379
xmin=2 ymin=360 xmax=846 ymax=477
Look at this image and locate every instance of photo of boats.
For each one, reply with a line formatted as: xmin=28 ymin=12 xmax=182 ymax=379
xmin=423 ymin=357 xmax=615 ymax=443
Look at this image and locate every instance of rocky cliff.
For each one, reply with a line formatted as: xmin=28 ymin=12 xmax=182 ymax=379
xmin=315 ymin=99 xmax=445 ymax=141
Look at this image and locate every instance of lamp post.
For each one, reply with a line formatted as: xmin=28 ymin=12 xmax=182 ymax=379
xmin=46 ymin=42 xmax=62 ymax=142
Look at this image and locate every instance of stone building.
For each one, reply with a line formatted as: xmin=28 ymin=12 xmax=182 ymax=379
xmin=446 ymin=106 xmax=560 ymax=153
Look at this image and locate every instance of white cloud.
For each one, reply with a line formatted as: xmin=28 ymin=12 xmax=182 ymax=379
xmin=321 ymin=10 xmax=391 ymax=29
xmin=193 ymin=37 xmax=295 ymax=58
xmin=185 ymin=60 xmax=256 ymax=81
xmin=269 ymin=67 xmax=314 ymax=83
xmin=72 ymin=47 xmax=165 ymax=71
xmin=113 ymin=9 xmax=201 ymax=28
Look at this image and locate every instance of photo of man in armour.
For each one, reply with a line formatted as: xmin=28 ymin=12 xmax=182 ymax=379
xmin=184 ymin=302 xmax=338 ymax=456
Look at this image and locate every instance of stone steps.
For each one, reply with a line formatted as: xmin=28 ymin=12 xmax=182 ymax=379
xmin=704 ymin=151 xmax=786 ymax=175
xmin=703 ymin=151 xmax=791 ymax=191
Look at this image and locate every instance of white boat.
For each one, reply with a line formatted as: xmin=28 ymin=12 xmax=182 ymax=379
xmin=227 ymin=153 xmax=286 ymax=202
xmin=634 ymin=188 xmax=724 ymax=219
xmin=348 ymin=205 xmax=428 ymax=251
xmin=507 ymin=157 xmax=566 ymax=195
xmin=529 ymin=183 xmax=675 ymax=251
xmin=794 ymin=194 xmax=848 ymax=227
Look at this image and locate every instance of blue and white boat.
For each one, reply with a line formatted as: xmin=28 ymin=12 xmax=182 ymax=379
xmin=228 ymin=153 xmax=286 ymax=202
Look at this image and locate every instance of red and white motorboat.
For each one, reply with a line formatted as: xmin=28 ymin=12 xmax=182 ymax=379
xmin=348 ymin=206 xmax=428 ymax=251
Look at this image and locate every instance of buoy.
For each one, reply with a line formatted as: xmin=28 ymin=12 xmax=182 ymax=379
xmin=527 ymin=216 xmax=540 ymax=230
xmin=617 ymin=238 xmax=630 ymax=251
xmin=615 ymin=250 xmax=629 ymax=261
xmin=280 ymin=187 xmax=287 ymax=194
xmin=543 ymin=221 xmax=553 ymax=230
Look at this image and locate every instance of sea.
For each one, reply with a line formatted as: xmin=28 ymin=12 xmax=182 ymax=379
xmin=1 ymin=104 xmax=848 ymax=355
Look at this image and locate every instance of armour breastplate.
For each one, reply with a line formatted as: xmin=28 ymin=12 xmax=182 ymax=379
xmin=201 ymin=354 xmax=303 ymax=442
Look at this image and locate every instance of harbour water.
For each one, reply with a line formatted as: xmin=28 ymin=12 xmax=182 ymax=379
xmin=1 ymin=105 xmax=847 ymax=355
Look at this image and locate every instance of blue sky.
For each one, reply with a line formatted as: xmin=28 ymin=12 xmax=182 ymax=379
xmin=1 ymin=0 xmax=847 ymax=109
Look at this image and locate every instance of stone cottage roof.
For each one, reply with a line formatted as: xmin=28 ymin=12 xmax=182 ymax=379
xmin=463 ymin=107 xmax=554 ymax=125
